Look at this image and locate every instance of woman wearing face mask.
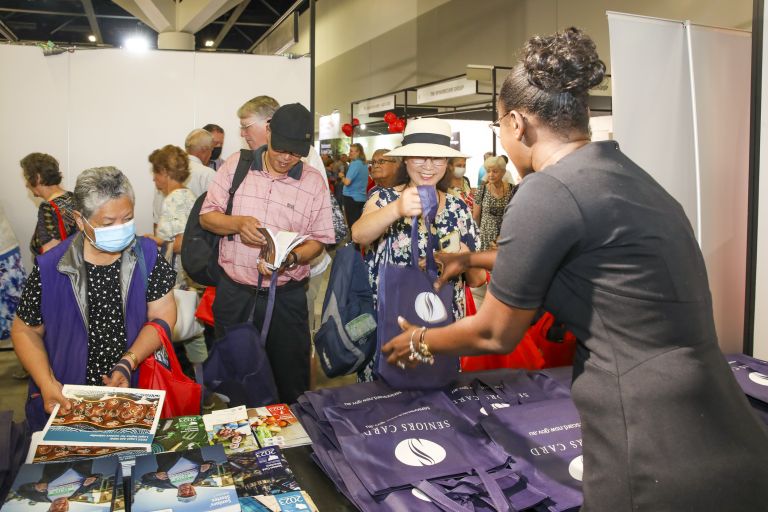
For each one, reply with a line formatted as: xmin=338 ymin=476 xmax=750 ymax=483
xmin=473 ymin=155 xmax=514 ymax=250
xmin=11 ymin=167 xmax=177 ymax=431
xmin=447 ymin=157 xmax=473 ymax=208
xmin=383 ymin=28 xmax=768 ymax=510
xmin=351 ymin=118 xmax=486 ymax=381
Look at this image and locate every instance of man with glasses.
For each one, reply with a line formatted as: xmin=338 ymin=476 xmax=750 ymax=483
xmin=368 ymin=148 xmax=400 ymax=197
xmin=200 ymin=102 xmax=335 ymax=404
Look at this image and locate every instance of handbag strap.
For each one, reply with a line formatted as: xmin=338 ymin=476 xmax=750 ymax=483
xmin=246 ymin=274 xmax=278 ymax=341
xmin=144 ymin=319 xmax=185 ymax=375
xmin=409 ymin=185 xmax=440 ymax=279
xmin=413 ymin=480 xmax=473 ymax=512
xmin=474 ymin=467 xmax=512 ymax=512
xmin=49 ymin=200 xmax=68 ymax=240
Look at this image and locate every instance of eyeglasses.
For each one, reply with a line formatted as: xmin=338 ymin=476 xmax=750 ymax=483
xmin=371 ymin=159 xmax=397 ymax=166
xmin=239 ymin=117 xmax=270 ymax=131
xmin=408 ymin=157 xmax=448 ymax=167
xmin=489 ymin=112 xmax=513 ymax=138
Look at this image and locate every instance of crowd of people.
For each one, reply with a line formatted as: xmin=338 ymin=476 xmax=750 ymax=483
xmin=0 ymin=26 xmax=766 ymax=510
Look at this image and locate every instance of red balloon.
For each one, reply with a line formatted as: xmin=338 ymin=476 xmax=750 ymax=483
xmin=387 ymin=124 xmax=398 ymax=134
xmin=383 ymin=111 xmax=397 ymax=124
xmin=352 ymin=118 xmax=360 ymax=126
xmin=341 ymin=123 xmax=353 ymax=137
xmin=393 ymin=118 xmax=406 ymax=133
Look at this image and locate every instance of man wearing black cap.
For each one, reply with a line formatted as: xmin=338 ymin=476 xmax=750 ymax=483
xmin=200 ymin=102 xmax=335 ymax=403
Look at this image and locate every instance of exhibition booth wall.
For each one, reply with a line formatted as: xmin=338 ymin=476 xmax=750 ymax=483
xmin=609 ymin=13 xmax=751 ymax=354
xmin=0 ymin=46 xmax=310 ymax=269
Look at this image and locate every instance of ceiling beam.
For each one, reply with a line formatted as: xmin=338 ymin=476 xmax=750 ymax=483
xmin=248 ymin=0 xmax=302 ymax=53
xmin=50 ymin=18 xmax=76 ymax=35
xmin=234 ymin=25 xmax=254 ymax=44
xmin=80 ymin=0 xmax=102 ymax=43
xmin=259 ymin=0 xmax=280 ymax=17
xmin=0 ymin=18 xmax=18 ymax=41
xmin=0 ymin=7 xmax=269 ymax=26
xmin=213 ymin=0 xmax=250 ymax=49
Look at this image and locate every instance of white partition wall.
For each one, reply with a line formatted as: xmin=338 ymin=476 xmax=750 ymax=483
xmin=0 ymin=46 xmax=310 ymax=269
xmin=753 ymin=4 xmax=768 ymax=359
xmin=608 ymin=13 xmax=752 ymax=354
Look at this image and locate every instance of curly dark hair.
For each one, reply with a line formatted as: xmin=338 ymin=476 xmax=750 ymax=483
xmin=20 ymin=152 xmax=62 ymax=187
xmin=148 ymin=145 xmax=190 ymax=183
xmin=499 ymin=27 xmax=605 ymax=135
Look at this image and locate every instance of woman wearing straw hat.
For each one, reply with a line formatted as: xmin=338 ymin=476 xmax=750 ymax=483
xmin=382 ymin=28 xmax=768 ymax=511
xmin=351 ymin=118 xmax=487 ymax=382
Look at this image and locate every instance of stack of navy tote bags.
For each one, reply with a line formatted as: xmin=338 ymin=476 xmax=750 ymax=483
xmin=293 ymin=368 xmax=585 ymax=511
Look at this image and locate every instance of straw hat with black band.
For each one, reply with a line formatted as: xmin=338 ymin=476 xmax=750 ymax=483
xmin=386 ymin=118 xmax=468 ymax=159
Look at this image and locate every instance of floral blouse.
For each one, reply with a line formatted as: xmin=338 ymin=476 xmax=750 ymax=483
xmin=156 ymin=188 xmax=196 ymax=287
xmin=364 ymin=187 xmax=481 ymax=320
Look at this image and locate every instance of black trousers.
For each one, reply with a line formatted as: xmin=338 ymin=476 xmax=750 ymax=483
xmin=343 ymin=196 xmax=365 ymax=227
xmin=213 ymin=273 xmax=310 ymax=405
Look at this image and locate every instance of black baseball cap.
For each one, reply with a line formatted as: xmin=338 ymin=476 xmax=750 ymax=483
xmin=269 ymin=102 xmax=313 ymax=157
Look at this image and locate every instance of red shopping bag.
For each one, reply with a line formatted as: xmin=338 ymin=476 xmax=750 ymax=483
xmin=139 ymin=320 xmax=202 ymax=419
xmin=195 ymin=286 xmax=216 ymax=326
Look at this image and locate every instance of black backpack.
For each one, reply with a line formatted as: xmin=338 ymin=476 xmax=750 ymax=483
xmin=181 ymin=149 xmax=253 ymax=286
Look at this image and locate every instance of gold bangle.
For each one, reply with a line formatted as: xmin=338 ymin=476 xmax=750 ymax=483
xmin=123 ymin=350 xmax=138 ymax=369
xmin=418 ymin=327 xmax=431 ymax=357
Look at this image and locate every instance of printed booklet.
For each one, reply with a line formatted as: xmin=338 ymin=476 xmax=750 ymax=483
xmin=1 ymin=456 xmax=119 ymax=512
xmin=152 ymin=415 xmax=211 ymax=453
xmin=239 ymin=491 xmax=318 ymax=512
xmin=227 ymin=446 xmax=300 ymax=498
xmin=203 ymin=406 xmax=259 ymax=455
xmin=247 ymin=405 xmax=311 ymax=449
xmin=132 ymin=444 xmax=240 ymax=512
xmin=41 ymin=385 xmax=164 ymax=447
xmin=256 ymin=229 xmax=308 ymax=270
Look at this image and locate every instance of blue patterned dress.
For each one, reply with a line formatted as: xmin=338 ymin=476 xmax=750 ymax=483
xmin=359 ymin=187 xmax=480 ymax=381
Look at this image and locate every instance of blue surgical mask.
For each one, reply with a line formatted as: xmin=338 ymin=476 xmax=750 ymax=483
xmin=83 ymin=218 xmax=136 ymax=253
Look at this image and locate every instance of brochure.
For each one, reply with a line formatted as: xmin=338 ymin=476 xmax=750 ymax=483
xmin=152 ymin=415 xmax=211 ymax=453
xmin=257 ymin=228 xmax=308 ymax=270
xmin=29 ymin=432 xmax=150 ymax=465
xmin=132 ymin=444 xmax=239 ymax=512
xmin=227 ymin=446 xmax=300 ymax=498
xmin=1 ymin=456 xmax=119 ymax=512
xmin=41 ymin=385 xmax=164 ymax=447
xmin=247 ymin=405 xmax=311 ymax=449
xmin=204 ymin=407 xmax=259 ymax=455
xmin=239 ymin=491 xmax=318 ymax=512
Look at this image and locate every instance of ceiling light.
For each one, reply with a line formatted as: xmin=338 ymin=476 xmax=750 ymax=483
xmin=360 ymin=124 xmax=367 ymax=130
xmin=124 ymin=36 xmax=149 ymax=52
xmin=88 ymin=35 xmax=97 ymax=43
xmin=204 ymin=40 xmax=214 ymax=47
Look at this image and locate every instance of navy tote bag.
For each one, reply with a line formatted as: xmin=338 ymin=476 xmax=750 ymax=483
xmin=203 ymin=275 xmax=279 ymax=407
xmin=375 ymin=185 xmax=459 ymax=389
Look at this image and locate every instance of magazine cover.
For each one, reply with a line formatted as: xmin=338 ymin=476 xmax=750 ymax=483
xmin=29 ymin=432 xmax=150 ymax=466
xmin=1 ymin=456 xmax=119 ymax=512
xmin=247 ymin=405 xmax=311 ymax=449
xmin=227 ymin=446 xmax=300 ymax=498
xmin=152 ymin=416 xmax=211 ymax=454
xmin=132 ymin=444 xmax=239 ymax=512
xmin=239 ymin=491 xmax=318 ymax=512
xmin=204 ymin=407 xmax=259 ymax=455
xmin=41 ymin=385 xmax=165 ymax=447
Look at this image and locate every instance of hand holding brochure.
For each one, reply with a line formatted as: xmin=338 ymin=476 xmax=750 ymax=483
xmin=257 ymin=228 xmax=308 ymax=270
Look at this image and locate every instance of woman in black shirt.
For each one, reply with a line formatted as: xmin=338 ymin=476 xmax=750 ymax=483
xmin=383 ymin=28 xmax=768 ymax=511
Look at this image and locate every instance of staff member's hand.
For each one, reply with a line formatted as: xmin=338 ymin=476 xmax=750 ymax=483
xmin=381 ymin=316 xmax=422 ymax=368
xmin=397 ymin=187 xmax=423 ymax=218
xmin=237 ymin=216 xmax=266 ymax=247
xmin=433 ymin=252 xmax=469 ymax=290
xmin=40 ymin=379 xmax=71 ymax=415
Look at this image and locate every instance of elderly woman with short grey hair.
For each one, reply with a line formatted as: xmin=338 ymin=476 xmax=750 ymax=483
xmin=12 ymin=166 xmax=177 ymax=431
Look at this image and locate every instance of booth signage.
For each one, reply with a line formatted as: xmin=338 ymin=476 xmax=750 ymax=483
xmin=355 ymin=95 xmax=396 ymax=116
xmin=416 ymin=77 xmax=478 ymax=104
xmin=319 ymin=112 xmax=341 ymax=140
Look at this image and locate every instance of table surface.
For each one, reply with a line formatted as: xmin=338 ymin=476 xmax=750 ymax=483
xmin=284 ymin=445 xmax=357 ymax=511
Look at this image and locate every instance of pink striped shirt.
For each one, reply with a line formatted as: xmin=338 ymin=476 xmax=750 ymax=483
xmin=200 ymin=148 xmax=335 ymax=286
